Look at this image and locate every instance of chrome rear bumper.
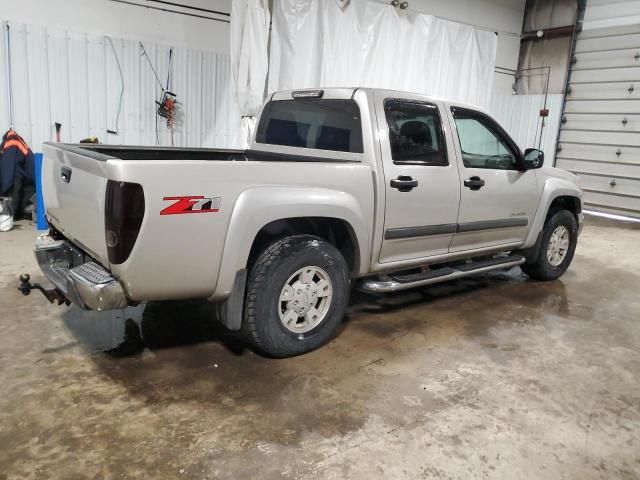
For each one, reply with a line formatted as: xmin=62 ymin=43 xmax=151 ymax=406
xmin=34 ymin=234 xmax=128 ymax=311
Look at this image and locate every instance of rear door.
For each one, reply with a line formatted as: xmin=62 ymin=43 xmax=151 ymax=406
xmin=446 ymin=106 xmax=539 ymax=252
xmin=375 ymin=92 xmax=461 ymax=263
xmin=42 ymin=143 xmax=110 ymax=264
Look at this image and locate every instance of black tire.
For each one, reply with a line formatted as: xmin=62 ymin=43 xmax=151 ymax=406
xmin=521 ymin=209 xmax=578 ymax=281
xmin=242 ymin=234 xmax=350 ymax=358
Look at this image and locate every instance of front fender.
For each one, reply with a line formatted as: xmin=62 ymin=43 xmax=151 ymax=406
xmin=523 ymin=177 xmax=583 ymax=248
xmin=210 ymin=186 xmax=371 ymax=300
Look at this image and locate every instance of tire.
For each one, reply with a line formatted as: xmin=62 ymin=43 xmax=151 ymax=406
xmin=242 ymin=234 xmax=350 ymax=358
xmin=521 ymin=209 xmax=578 ymax=281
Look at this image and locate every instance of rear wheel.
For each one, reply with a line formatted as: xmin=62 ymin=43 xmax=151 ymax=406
xmin=242 ymin=235 xmax=350 ymax=357
xmin=522 ymin=209 xmax=578 ymax=281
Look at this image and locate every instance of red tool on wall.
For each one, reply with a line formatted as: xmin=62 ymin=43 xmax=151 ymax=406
xmin=140 ymin=43 xmax=178 ymax=146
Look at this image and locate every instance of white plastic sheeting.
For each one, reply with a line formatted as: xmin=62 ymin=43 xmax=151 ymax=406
xmin=488 ymin=94 xmax=563 ymax=161
xmin=0 ymin=19 xmax=237 ymax=152
xmin=268 ymin=0 xmax=497 ymax=107
xmin=230 ymin=0 xmax=270 ymax=148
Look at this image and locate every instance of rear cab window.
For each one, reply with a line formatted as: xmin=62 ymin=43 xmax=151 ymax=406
xmin=255 ymin=99 xmax=364 ymax=153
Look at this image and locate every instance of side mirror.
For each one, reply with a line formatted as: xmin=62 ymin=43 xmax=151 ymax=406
xmin=523 ymin=148 xmax=544 ymax=169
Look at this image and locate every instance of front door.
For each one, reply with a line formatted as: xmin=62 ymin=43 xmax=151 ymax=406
xmin=376 ymin=93 xmax=461 ymax=264
xmin=447 ymin=106 xmax=539 ymax=253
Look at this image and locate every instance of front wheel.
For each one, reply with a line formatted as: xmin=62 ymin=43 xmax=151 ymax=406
xmin=242 ymin=235 xmax=350 ymax=357
xmin=521 ymin=209 xmax=578 ymax=281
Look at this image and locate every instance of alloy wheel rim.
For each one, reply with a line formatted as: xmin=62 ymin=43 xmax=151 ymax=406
xmin=278 ymin=266 xmax=333 ymax=334
xmin=547 ymin=225 xmax=570 ymax=267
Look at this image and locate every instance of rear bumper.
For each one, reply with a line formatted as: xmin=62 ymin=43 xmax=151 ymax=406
xmin=35 ymin=234 xmax=128 ymax=311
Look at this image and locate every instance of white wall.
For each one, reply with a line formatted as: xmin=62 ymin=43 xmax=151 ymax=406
xmin=0 ymin=18 xmax=237 ymax=150
xmin=400 ymin=0 xmax=527 ymax=94
xmin=0 ymin=0 xmax=231 ymax=53
xmin=0 ymin=0 xmax=236 ymax=150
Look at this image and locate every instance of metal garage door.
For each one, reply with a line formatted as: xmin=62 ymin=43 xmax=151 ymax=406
xmin=556 ymin=1 xmax=640 ymax=218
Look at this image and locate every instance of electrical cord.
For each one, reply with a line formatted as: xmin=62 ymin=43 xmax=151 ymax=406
xmin=106 ymin=36 xmax=124 ymax=136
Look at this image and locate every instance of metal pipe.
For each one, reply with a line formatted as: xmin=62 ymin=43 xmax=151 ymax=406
xmin=146 ymin=0 xmax=230 ymax=17
xmin=521 ymin=25 xmax=575 ymax=41
xmin=553 ymin=0 xmax=586 ymax=167
xmin=4 ymin=22 xmax=14 ymax=129
xmin=109 ymin=0 xmax=230 ymax=23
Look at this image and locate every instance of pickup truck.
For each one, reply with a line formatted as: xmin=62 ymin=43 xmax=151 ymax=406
xmin=21 ymin=87 xmax=583 ymax=357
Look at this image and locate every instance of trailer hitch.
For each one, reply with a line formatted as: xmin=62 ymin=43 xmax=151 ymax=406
xmin=18 ymin=274 xmax=70 ymax=306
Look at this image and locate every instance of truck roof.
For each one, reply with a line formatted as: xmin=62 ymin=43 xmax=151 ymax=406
xmin=269 ymin=87 xmax=484 ymax=113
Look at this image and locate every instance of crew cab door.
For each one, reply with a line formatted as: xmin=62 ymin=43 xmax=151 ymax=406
xmin=375 ymin=93 xmax=461 ymax=263
xmin=446 ymin=106 xmax=538 ymax=252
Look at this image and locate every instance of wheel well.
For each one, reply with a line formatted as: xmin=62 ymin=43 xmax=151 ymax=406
xmin=248 ymin=217 xmax=360 ymax=276
xmin=547 ymin=195 xmax=581 ymax=221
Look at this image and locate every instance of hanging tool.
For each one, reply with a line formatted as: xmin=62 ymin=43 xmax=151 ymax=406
xmin=156 ymin=91 xmax=177 ymax=124
xmin=140 ymin=43 xmax=177 ymax=145
xmin=55 ymin=123 xmax=62 ymax=142
xmin=106 ymin=36 xmax=124 ymax=136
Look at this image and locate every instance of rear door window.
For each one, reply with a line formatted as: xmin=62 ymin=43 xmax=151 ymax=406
xmin=255 ymin=99 xmax=364 ymax=153
xmin=384 ymin=100 xmax=447 ymax=166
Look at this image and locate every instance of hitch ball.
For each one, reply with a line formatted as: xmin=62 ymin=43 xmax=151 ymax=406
xmin=20 ymin=273 xmax=30 ymax=283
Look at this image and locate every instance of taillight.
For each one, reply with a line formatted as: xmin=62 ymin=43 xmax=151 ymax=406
xmin=105 ymin=180 xmax=145 ymax=264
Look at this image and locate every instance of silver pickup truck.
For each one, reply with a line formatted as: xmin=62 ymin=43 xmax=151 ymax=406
xmin=21 ymin=87 xmax=583 ymax=357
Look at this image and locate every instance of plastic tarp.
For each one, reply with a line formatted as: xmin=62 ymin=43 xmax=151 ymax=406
xmin=230 ymin=0 xmax=270 ymax=148
xmin=268 ymin=0 xmax=497 ymax=108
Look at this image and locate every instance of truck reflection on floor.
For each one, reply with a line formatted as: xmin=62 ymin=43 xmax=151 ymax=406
xmin=58 ymin=267 xmax=569 ymax=358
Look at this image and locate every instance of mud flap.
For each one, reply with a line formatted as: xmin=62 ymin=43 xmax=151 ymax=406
xmin=215 ymin=269 xmax=247 ymax=331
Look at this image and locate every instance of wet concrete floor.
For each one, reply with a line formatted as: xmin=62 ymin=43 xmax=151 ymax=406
xmin=0 ymin=216 xmax=639 ymax=479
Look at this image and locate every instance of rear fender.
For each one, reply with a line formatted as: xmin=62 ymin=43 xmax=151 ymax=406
xmin=210 ymin=187 xmax=370 ymax=300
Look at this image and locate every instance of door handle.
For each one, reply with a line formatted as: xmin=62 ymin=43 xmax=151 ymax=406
xmin=390 ymin=175 xmax=418 ymax=192
xmin=60 ymin=166 xmax=72 ymax=183
xmin=464 ymin=176 xmax=485 ymax=191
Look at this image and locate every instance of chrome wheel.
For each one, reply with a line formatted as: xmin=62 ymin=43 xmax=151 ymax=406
xmin=278 ymin=266 xmax=333 ymax=334
xmin=547 ymin=225 xmax=570 ymax=267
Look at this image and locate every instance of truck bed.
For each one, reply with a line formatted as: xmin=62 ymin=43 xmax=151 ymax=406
xmin=41 ymin=141 xmax=374 ymax=302
xmin=69 ymin=144 xmax=361 ymax=163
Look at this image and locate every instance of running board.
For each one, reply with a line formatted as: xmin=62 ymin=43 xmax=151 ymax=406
xmin=357 ymin=255 xmax=525 ymax=294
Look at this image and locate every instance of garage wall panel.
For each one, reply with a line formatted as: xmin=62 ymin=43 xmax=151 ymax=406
xmin=556 ymin=0 xmax=640 ymax=218
xmin=489 ymin=93 xmax=564 ymax=160
xmin=27 ymin=26 xmax=53 ymax=151
xmin=568 ymin=82 xmax=640 ymax=100
xmin=0 ymin=19 xmax=236 ymax=151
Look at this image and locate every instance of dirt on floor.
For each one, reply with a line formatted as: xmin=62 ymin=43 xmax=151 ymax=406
xmin=0 ymin=216 xmax=639 ymax=479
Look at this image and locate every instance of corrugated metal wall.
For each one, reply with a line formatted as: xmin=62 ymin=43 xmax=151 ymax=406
xmin=0 ymin=19 xmax=238 ymax=152
xmin=489 ymin=93 xmax=564 ymax=160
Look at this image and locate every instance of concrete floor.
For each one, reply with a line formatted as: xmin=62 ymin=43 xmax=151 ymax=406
xmin=0 ymin=217 xmax=639 ymax=479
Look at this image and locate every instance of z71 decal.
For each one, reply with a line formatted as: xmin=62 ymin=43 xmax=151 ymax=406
xmin=160 ymin=196 xmax=221 ymax=215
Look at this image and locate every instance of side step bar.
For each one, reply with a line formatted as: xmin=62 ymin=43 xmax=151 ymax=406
xmin=358 ymin=255 xmax=525 ymax=294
